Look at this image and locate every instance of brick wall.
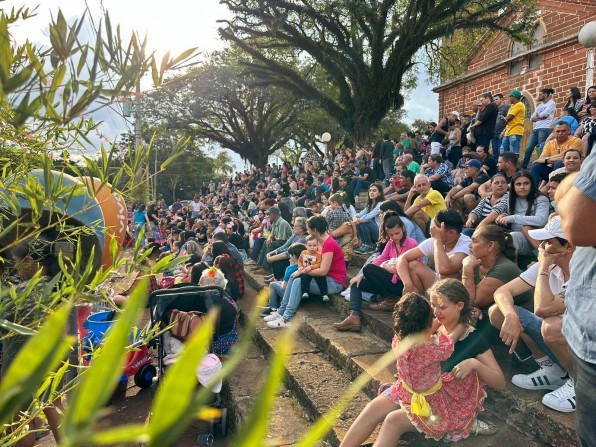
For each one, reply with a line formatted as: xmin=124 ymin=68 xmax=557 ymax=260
xmin=436 ymin=0 xmax=596 ymax=120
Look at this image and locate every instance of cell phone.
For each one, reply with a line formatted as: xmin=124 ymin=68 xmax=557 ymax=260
xmin=513 ymin=339 xmax=534 ymax=363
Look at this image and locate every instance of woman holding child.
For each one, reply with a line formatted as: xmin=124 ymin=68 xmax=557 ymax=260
xmin=340 ymin=279 xmax=504 ymax=446
xmin=265 ymin=216 xmax=346 ymax=329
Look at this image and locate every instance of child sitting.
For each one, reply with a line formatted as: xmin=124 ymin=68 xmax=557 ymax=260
xmin=378 ymin=293 xmax=484 ymax=444
xmin=262 ymin=243 xmax=306 ymax=318
xmin=298 ymin=235 xmax=329 ymax=302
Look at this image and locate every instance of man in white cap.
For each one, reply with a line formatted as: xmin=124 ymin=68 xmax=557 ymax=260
xmin=490 ymin=216 xmax=576 ymax=413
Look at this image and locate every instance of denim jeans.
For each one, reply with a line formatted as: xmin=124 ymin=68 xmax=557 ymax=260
xmin=354 ymin=179 xmax=371 ymax=196
xmin=516 ymin=306 xmax=560 ymax=366
xmin=382 ymin=158 xmax=392 ymax=184
xmin=571 ymin=349 xmax=596 ymax=447
xmin=134 ymin=223 xmax=146 ymax=246
xmin=475 ymin=134 xmax=491 ymax=150
xmin=522 ymin=128 xmax=551 ymax=169
xmin=267 ymin=281 xmax=285 ymax=308
xmin=500 ymin=134 xmax=522 ymax=154
xmin=530 ymin=161 xmax=553 ymax=185
xmin=492 ymin=134 xmax=503 ymax=158
xmin=356 ymin=220 xmax=379 ymax=245
xmin=251 ymin=237 xmax=265 ymax=261
xmin=277 ymin=276 xmax=344 ymax=321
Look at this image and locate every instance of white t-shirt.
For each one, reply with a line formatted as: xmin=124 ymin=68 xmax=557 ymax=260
xmin=418 ymin=234 xmax=472 ymax=273
xmin=520 ymin=262 xmax=567 ymax=296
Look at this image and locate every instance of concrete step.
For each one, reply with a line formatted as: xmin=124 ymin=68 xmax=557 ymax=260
xmin=242 ymin=268 xmax=579 ymax=446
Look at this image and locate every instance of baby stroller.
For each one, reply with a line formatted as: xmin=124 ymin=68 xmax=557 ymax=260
xmin=148 ymin=284 xmax=230 ymax=438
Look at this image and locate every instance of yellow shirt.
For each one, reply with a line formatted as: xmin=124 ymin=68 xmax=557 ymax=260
xmin=541 ymin=137 xmax=582 ymax=158
xmin=414 ymin=189 xmax=447 ymax=218
xmin=505 ymin=101 xmax=526 ymax=136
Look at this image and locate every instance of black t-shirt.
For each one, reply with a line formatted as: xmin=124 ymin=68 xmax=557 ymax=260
xmin=475 ymin=102 xmax=498 ymax=137
xmin=361 ymin=166 xmax=376 ymax=183
xmin=440 ymin=329 xmax=491 ymax=373
xmin=229 ymin=233 xmax=246 ymax=250
xmin=482 ymin=156 xmax=498 ymax=177
xmin=460 ymin=172 xmax=490 ymax=189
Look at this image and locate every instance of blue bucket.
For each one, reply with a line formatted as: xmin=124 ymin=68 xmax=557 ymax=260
xmin=83 ymin=311 xmax=115 ymax=340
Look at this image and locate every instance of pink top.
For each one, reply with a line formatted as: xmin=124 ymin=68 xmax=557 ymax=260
xmin=374 ymin=236 xmax=421 ymax=283
xmin=322 ymin=235 xmax=347 ymax=286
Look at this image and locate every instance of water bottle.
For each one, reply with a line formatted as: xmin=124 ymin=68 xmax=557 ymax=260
xmin=197 ymin=433 xmax=214 ymax=446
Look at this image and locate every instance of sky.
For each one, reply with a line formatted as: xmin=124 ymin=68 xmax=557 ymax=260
xmin=3 ymin=0 xmax=438 ymax=170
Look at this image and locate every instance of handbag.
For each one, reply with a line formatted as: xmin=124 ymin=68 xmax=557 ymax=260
xmin=169 ymin=309 xmax=206 ymax=341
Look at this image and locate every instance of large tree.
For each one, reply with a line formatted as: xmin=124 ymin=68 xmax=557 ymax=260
xmin=219 ymin=0 xmax=536 ymax=142
xmin=143 ymin=50 xmax=306 ymax=168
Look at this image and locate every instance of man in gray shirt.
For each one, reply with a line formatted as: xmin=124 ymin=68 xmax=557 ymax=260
xmin=556 ymin=150 xmax=596 ymax=447
xmin=492 ymin=93 xmax=510 ymax=159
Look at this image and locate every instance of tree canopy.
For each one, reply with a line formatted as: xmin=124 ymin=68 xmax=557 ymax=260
xmin=143 ymin=50 xmax=307 ymax=168
xmin=219 ymin=0 xmax=537 ymax=142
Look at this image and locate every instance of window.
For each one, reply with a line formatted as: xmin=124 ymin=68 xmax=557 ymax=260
xmin=528 ymin=25 xmax=544 ymax=70
xmin=509 ymin=41 xmax=525 ymax=75
xmin=520 ymin=95 xmax=534 ymax=120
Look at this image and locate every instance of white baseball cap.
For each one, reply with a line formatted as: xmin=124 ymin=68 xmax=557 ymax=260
xmin=528 ymin=216 xmax=566 ymax=241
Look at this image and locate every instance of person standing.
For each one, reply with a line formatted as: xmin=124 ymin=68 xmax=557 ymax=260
xmin=500 ymin=90 xmax=526 ymax=155
xmin=430 ymin=112 xmax=458 ymax=156
xmin=521 ymin=88 xmax=556 ymax=169
xmin=492 ymin=94 xmax=510 ymax=158
xmin=556 ymin=151 xmax=596 ymax=447
xmin=380 ymin=134 xmax=394 ymax=183
xmin=469 ymin=93 xmax=498 ymax=150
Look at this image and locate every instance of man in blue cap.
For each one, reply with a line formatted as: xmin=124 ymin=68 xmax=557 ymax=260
xmin=500 ymin=90 xmax=526 ymax=155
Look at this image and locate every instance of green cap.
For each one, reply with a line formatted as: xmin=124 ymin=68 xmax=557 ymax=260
xmin=508 ymin=90 xmax=522 ymax=99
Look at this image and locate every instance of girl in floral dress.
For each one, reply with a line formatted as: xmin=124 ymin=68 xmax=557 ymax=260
xmin=340 ymin=279 xmax=505 ymax=447
xmin=381 ymin=293 xmax=485 ymax=443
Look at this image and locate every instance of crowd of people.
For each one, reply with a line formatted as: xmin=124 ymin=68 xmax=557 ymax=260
xmin=4 ymin=85 xmax=593 ymax=447
xmin=126 ymin=85 xmax=596 ymax=446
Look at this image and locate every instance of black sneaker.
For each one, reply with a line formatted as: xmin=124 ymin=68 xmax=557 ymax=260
xmin=259 ymin=306 xmax=275 ymax=317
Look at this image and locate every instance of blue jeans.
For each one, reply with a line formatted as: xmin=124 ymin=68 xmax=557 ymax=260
xmin=267 ymin=281 xmax=284 ymax=308
xmin=251 ymin=237 xmax=265 ymax=261
xmin=500 ymin=134 xmax=522 ymax=154
xmin=516 ymin=306 xmax=560 ymax=366
xmin=134 ymin=223 xmax=146 ymax=246
xmin=356 ymin=220 xmax=379 ymax=245
xmin=492 ymin=134 xmax=503 ymax=158
xmin=382 ymin=158 xmax=392 ymax=184
xmin=571 ymin=350 xmax=596 ymax=447
xmin=522 ymin=128 xmax=551 ymax=168
xmin=354 ymin=179 xmax=371 ymax=196
xmin=277 ymin=276 xmax=344 ymax=321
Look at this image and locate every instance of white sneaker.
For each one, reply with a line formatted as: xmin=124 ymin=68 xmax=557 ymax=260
xmin=542 ymin=378 xmax=576 ymax=413
xmin=266 ymin=318 xmax=291 ymax=329
xmin=263 ymin=311 xmax=281 ymax=322
xmin=340 ymin=289 xmax=349 ymax=297
xmin=511 ymin=367 xmax=567 ymax=391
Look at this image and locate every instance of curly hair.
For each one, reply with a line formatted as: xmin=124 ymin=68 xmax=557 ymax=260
xmin=392 ymin=293 xmax=433 ymax=338
xmin=429 ymin=278 xmax=474 ymax=326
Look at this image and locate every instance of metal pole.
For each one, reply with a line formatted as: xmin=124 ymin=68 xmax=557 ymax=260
xmin=587 ymin=48 xmax=595 ymax=97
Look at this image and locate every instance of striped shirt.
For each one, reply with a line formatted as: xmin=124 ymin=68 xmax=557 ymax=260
xmin=470 ymin=194 xmax=509 ymax=220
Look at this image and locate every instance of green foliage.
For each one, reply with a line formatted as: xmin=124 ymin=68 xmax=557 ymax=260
xmin=219 ymin=0 xmax=538 ymax=141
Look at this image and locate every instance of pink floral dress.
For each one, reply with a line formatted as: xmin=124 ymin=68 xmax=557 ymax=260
xmin=382 ymin=332 xmax=487 ymax=441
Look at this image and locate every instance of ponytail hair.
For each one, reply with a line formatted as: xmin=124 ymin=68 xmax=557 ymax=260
xmin=474 ymin=225 xmax=517 ymax=262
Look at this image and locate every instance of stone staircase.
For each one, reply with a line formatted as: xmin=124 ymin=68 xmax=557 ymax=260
xmin=222 ymin=265 xmax=579 ymax=447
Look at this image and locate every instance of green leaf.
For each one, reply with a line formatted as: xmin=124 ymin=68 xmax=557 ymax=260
xmin=0 ymin=319 xmax=37 ymax=336
xmin=231 ymin=323 xmax=295 ymax=446
xmin=0 ymin=304 xmax=74 ymax=425
xmin=87 ymin=424 xmax=148 ymax=445
xmin=151 ymin=253 xmax=188 ymax=275
xmin=0 ymin=16 xmax=11 ymax=85
xmin=148 ymin=312 xmax=217 ymax=446
xmin=61 ymin=278 xmax=148 ymax=444
xmin=2 ymin=63 xmax=34 ymax=94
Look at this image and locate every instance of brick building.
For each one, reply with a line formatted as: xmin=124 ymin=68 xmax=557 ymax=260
xmin=433 ymin=0 xmax=596 ymax=152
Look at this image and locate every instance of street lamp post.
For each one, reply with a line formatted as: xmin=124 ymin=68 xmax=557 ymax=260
xmin=321 ymin=132 xmax=331 ymax=156
xmin=579 ymin=22 xmax=596 ymax=96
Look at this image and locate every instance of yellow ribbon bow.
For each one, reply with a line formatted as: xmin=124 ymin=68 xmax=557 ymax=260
xmin=402 ymin=377 xmax=443 ymax=418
